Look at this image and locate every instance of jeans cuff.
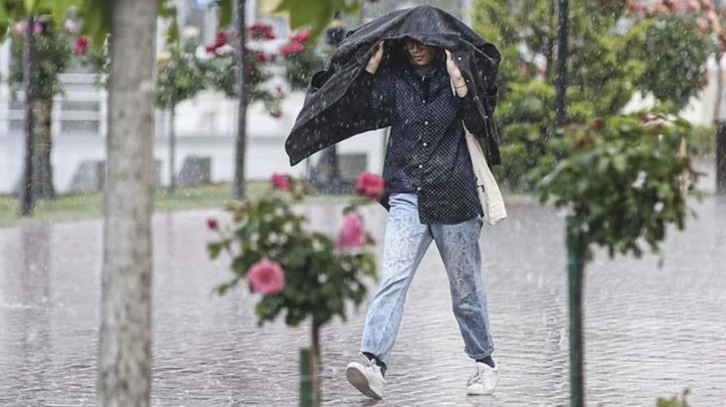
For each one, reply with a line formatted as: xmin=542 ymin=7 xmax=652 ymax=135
xmin=467 ymin=348 xmax=494 ymax=360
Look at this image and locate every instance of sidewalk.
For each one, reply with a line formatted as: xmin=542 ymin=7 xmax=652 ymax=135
xmin=0 ymin=198 xmax=724 ymax=406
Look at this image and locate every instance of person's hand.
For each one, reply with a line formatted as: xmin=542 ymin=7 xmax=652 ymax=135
xmin=446 ymin=50 xmax=468 ymax=96
xmin=366 ymin=41 xmax=385 ymax=74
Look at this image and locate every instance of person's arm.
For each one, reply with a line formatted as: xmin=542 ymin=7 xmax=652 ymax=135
xmin=459 ymin=93 xmax=487 ymax=135
xmin=445 ymin=50 xmax=487 ymax=135
xmin=359 ymin=42 xmax=394 ymax=126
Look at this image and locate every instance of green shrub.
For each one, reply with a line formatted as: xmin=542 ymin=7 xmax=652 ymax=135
xmin=533 ymin=114 xmax=699 ymax=261
xmin=688 ymin=125 xmax=716 ymax=156
xmin=657 ymin=389 xmax=690 ymax=407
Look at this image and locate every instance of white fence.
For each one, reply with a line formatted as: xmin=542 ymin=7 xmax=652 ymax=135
xmin=0 ymin=77 xmax=386 ymax=194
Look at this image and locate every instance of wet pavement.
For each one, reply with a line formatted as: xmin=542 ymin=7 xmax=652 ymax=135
xmin=1 ymin=197 xmax=725 ymax=406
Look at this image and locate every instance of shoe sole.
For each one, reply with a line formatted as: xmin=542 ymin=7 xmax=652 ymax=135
xmin=466 ymin=386 xmax=495 ymax=396
xmin=346 ymin=365 xmax=382 ymax=400
xmin=466 ymin=376 xmax=499 ymax=396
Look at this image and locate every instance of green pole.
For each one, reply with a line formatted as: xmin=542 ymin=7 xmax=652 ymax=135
xmin=567 ymin=230 xmax=585 ymax=407
xmin=300 ymin=348 xmax=313 ymax=407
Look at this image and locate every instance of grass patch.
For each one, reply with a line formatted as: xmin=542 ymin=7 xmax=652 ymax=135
xmin=0 ymin=181 xmax=538 ymax=229
xmin=0 ymin=182 xmax=266 ymax=228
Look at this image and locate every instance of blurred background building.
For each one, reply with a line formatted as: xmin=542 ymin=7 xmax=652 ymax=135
xmin=0 ymin=0 xmax=720 ymax=194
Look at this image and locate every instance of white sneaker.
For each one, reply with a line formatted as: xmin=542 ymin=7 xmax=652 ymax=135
xmin=345 ymin=353 xmax=385 ymax=399
xmin=466 ymin=360 xmax=500 ymax=395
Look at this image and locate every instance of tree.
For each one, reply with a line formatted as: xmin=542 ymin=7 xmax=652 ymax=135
xmin=213 ymin=0 xmax=373 ymax=198
xmin=533 ymin=114 xmax=699 ymax=405
xmin=472 ymin=0 xmax=713 ymax=191
xmin=9 ymin=18 xmax=73 ymax=200
xmin=234 ymin=0 xmax=247 ymax=199
xmin=625 ymin=14 xmax=715 ymax=113
xmin=156 ymin=34 xmax=206 ymax=192
xmin=0 ymin=0 xmax=81 ymax=215
xmin=70 ymin=0 xmax=172 ymax=405
xmin=624 ymin=0 xmax=726 ymax=193
xmin=95 ymin=0 xmax=157 ymax=405
xmin=208 ymin=174 xmax=381 ymax=405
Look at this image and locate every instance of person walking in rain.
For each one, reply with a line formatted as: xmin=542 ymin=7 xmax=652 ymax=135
xmin=284 ymin=5 xmax=503 ymax=401
xmin=342 ymin=36 xmax=499 ymax=399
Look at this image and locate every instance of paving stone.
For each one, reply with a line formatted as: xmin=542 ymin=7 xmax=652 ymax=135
xmin=0 ymin=198 xmax=724 ymax=405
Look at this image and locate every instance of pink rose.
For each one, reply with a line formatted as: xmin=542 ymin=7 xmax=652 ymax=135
xmin=336 ymin=212 xmax=365 ymax=249
xmin=292 ymin=29 xmax=311 ymax=44
xmin=12 ymin=21 xmax=26 ymax=36
xmin=355 ymin=172 xmax=385 ymax=200
xmin=280 ymin=41 xmax=304 ymax=57
xmin=249 ymin=23 xmax=275 ymax=40
xmin=206 ymin=218 xmax=219 ymax=230
xmin=289 ymin=41 xmax=304 ymax=53
xmin=271 ymin=173 xmax=291 ymax=190
xmin=697 ymin=17 xmax=710 ymax=31
xmin=74 ymin=36 xmax=90 ymax=55
xmin=64 ymin=19 xmax=78 ymax=33
xmin=214 ymin=44 xmax=235 ymax=55
xmin=248 ymin=259 xmax=286 ymax=295
xmin=215 ymin=32 xmax=228 ymax=46
xmin=205 ymin=32 xmax=228 ymax=54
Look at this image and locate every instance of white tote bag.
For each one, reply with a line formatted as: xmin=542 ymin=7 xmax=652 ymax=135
xmin=463 ymin=126 xmax=507 ymax=225
xmin=450 ymin=81 xmax=506 ymax=225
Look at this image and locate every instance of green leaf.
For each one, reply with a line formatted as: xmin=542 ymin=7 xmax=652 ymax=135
xmin=612 ymin=155 xmax=626 ymax=173
xmin=24 ymin=0 xmax=36 ymax=13
xmin=273 ymin=0 xmax=348 ymax=41
xmin=78 ymin=0 xmax=111 ymax=52
xmin=158 ymin=0 xmax=178 ymax=44
xmin=216 ymin=282 xmax=230 ymax=296
xmin=207 ymin=242 xmax=224 ymax=259
xmin=0 ymin=2 xmax=8 ymax=25
xmin=45 ymin=0 xmax=80 ymax=26
xmin=218 ymin=0 xmax=233 ymax=29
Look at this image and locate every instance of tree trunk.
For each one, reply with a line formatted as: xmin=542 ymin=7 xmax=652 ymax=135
xmin=554 ymin=0 xmax=569 ymax=131
xmin=97 ymin=0 xmax=157 ymax=405
xmin=19 ymin=14 xmax=35 ymax=217
xmin=716 ymin=51 xmax=726 ymax=194
xmin=234 ymin=0 xmax=248 ymax=199
xmin=37 ymin=100 xmax=56 ymax=200
xmin=717 ymin=125 xmax=726 ymax=194
xmin=168 ymin=107 xmax=176 ymax=193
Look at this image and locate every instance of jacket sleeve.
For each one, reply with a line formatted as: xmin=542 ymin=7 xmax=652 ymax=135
xmin=359 ymin=70 xmax=395 ymax=128
xmin=458 ymin=92 xmax=487 ymax=135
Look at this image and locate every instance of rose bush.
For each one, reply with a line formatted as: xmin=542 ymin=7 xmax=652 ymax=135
xmin=279 ymin=29 xmax=325 ymax=91
xmin=207 ymin=172 xmax=384 ymax=402
xmin=202 ymin=25 xmax=284 ymax=116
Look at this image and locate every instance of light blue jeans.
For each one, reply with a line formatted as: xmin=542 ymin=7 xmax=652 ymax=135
xmin=360 ymin=193 xmax=494 ymax=366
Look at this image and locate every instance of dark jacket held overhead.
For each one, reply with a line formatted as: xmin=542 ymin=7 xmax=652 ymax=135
xmin=284 ymin=5 xmax=503 ymax=170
